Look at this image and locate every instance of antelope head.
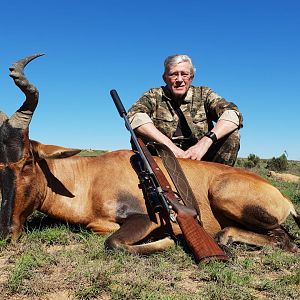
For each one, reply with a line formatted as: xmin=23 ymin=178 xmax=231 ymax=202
xmin=0 ymin=54 xmax=44 ymax=239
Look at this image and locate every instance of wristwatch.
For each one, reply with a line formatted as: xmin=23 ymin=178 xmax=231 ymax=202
xmin=204 ymin=131 xmax=218 ymax=143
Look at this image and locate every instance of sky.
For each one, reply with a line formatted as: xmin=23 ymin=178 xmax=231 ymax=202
xmin=0 ymin=0 xmax=299 ymax=160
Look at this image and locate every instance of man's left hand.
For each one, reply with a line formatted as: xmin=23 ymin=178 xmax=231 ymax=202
xmin=182 ymin=137 xmax=213 ymax=160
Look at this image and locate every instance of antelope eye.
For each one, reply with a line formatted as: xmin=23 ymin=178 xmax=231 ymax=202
xmin=22 ymin=160 xmax=33 ymax=173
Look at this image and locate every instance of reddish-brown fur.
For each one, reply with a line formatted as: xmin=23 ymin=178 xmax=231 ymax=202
xmin=9 ymin=141 xmax=300 ymax=254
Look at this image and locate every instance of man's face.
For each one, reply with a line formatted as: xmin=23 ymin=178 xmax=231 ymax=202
xmin=163 ymin=61 xmax=194 ymax=100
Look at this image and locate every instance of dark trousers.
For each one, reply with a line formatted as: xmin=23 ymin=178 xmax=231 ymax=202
xmin=201 ymin=130 xmax=240 ymax=166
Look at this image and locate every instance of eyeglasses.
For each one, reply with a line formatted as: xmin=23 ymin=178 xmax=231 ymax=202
xmin=167 ymin=72 xmax=192 ymax=80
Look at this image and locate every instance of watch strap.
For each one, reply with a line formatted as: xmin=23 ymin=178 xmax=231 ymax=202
xmin=204 ymin=131 xmax=218 ymax=143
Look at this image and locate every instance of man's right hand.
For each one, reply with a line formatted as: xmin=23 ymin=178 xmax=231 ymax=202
xmin=168 ymin=144 xmax=185 ymax=158
xmin=134 ymin=122 xmax=185 ymax=158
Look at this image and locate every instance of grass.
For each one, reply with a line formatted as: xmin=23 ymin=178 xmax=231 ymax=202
xmin=0 ymin=155 xmax=300 ymax=299
xmin=1 ymin=220 xmax=300 ymax=299
xmin=7 ymin=248 xmax=51 ymax=293
xmin=78 ymin=149 xmax=107 ymax=157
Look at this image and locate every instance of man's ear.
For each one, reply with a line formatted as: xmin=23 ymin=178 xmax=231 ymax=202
xmin=162 ymin=73 xmax=167 ymax=83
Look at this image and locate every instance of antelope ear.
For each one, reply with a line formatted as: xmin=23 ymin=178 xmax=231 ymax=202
xmin=30 ymin=140 xmax=81 ymax=159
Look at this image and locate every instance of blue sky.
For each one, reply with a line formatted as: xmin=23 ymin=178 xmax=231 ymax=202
xmin=0 ymin=0 xmax=299 ymax=160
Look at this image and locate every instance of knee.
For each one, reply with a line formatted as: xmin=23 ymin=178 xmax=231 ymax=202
xmin=208 ymin=130 xmax=241 ymax=166
xmin=224 ymin=130 xmax=241 ymax=152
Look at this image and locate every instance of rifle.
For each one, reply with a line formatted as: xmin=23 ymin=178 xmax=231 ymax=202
xmin=110 ymin=89 xmax=228 ymax=262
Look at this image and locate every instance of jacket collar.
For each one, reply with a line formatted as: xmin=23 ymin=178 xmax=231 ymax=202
xmin=162 ymin=86 xmax=193 ymax=105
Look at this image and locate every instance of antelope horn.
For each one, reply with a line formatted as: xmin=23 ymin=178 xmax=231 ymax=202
xmin=0 ymin=112 xmax=8 ymax=127
xmin=9 ymin=53 xmax=45 ymax=129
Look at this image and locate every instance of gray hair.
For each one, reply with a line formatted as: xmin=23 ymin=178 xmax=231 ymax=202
xmin=163 ymin=54 xmax=196 ymax=75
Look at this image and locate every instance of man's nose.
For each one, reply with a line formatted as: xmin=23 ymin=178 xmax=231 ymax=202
xmin=176 ymin=73 xmax=183 ymax=81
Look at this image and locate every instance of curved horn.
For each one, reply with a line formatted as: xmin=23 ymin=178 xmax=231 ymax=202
xmin=9 ymin=53 xmax=45 ymax=129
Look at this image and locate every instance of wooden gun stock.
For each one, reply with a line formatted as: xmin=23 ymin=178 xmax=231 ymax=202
xmin=138 ymin=139 xmax=228 ymax=262
xmin=171 ymin=200 xmax=228 ymax=262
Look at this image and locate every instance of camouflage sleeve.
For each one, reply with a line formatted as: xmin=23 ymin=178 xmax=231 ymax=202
xmin=219 ymin=110 xmax=240 ymax=126
xmin=127 ymin=89 xmax=157 ymax=121
xmin=129 ymin=113 xmax=153 ymax=129
xmin=204 ymin=88 xmax=243 ymax=128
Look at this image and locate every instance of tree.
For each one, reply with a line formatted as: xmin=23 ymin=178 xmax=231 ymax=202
xmin=266 ymin=154 xmax=288 ymax=171
xmin=244 ymin=153 xmax=260 ymax=169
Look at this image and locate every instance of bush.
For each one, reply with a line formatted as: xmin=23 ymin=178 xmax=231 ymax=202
xmin=244 ymin=154 xmax=260 ymax=169
xmin=266 ymin=154 xmax=288 ymax=172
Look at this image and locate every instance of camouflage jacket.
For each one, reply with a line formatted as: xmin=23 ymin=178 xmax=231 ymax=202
xmin=127 ymin=86 xmax=243 ymax=140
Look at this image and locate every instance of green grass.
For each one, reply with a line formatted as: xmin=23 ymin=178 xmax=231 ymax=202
xmin=7 ymin=247 xmax=52 ymax=293
xmin=78 ymin=149 xmax=107 ymax=156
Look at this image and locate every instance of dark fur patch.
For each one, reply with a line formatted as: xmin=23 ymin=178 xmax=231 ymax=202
xmin=292 ymin=211 xmax=300 ymax=229
xmin=0 ymin=121 xmax=24 ymax=163
xmin=242 ymin=204 xmax=278 ymax=232
xmin=0 ymin=121 xmax=26 ymax=236
xmin=116 ymin=192 xmax=145 ymax=222
xmin=0 ymin=168 xmax=16 ymax=235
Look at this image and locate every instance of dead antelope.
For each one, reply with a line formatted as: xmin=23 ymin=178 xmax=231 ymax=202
xmin=0 ymin=54 xmax=299 ymax=257
xmin=268 ymin=171 xmax=300 ymax=183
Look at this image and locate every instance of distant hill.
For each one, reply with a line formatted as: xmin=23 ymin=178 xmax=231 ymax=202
xmin=78 ymin=149 xmax=107 ymax=156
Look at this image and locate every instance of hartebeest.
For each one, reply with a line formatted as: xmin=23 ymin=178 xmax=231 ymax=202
xmin=0 ymin=54 xmax=299 ymax=256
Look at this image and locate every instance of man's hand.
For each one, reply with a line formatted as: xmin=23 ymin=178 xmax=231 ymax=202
xmin=169 ymin=144 xmax=186 ymax=158
xmin=183 ymin=119 xmax=239 ymax=160
xmin=134 ymin=122 xmax=185 ymax=158
xmin=182 ymin=137 xmax=213 ymax=160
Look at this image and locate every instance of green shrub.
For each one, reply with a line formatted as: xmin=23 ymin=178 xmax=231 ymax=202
xmin=243 ymin=153 xmax=260 ymax=169
xmin=266 ymin=154 xmax=288 ymax=171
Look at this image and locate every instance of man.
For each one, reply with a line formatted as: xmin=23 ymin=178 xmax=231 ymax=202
xmin=127 ymin=54 xmax=243 ymax=166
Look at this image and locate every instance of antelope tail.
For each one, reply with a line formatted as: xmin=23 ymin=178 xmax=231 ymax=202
xmin=290 ymin=205 xmax=300 ymax=229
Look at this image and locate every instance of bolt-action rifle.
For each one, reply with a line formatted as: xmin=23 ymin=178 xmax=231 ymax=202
xmin=110 ymin=89 xmax=228 ymax=262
